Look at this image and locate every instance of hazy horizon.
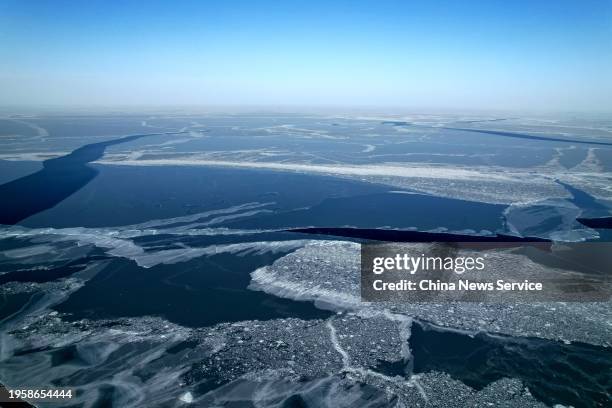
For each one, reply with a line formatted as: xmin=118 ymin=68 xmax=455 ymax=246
xmin=1 ymin=0 xmax=611 ymax=111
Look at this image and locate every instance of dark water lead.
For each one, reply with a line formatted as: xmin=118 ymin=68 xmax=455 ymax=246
xmin=405 ymin=321 xmax=612 ymax=408
xmin=0 ymin=132 xmax=187 ymax=225
xmin=577 ymin=217 xmax=612 ymax=229
xmin=445 ymin=127 xmax=612 ymax=147
xmin=288 ymin=227 xmax=551 ymax=243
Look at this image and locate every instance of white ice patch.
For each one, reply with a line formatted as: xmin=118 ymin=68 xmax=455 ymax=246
xmin=123 ymin=202 xmax=273 ymax=229
xmin=95 ymin=158 xmax=573 ymax=204
xmin=133 ymin=240 xmax=312 ymax=268
xmin=248 ymin=240 xmax=612 ymax=346
xmin=361 ymin=144 xmax=376 ymax=153
xmin=249 ymin=241 xmax=363 ymax=311
xmin=0 ymin=152 xmax=67 ymax=161
xmin=179 ymin=392 xmax=194 ymax=403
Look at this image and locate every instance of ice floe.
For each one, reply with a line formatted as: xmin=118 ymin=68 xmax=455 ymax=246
xmin=249 ymin=240 xmax=612 ymax=345
xmin=504 ymin=198 xmax=600 ymax=242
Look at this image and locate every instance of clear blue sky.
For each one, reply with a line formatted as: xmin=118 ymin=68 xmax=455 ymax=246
xmin=1 ymin=0 xmax=611 ymax=111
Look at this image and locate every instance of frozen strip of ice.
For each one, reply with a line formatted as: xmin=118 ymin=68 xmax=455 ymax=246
xmin=132 ymin=240 xmax=312 ymax=268
xmin=95 ymin=158 xmax=577 ymax=204
xmin=96 ymin=159 xmax=541 ymax=183
xmin=571 ymin=147 xmax=603 ymax=172
xmin=1 ymin=245 xmax=55 ymax=259
xmin=0 ymin=152 xmax=68 ymax=161
xmin=8 ymin=119 xmax=49 ymax=140
xmin=122 ymin=202 xmax=274 ymax=229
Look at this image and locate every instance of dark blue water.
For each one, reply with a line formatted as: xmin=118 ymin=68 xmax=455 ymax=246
xmin=409 ymin=321 xmax=612 ymax=408
xmin=228 ymin=192 xmax=507 ymax=233
xmin=20 ymin=165 xmax=387 ymax=228
xmin=0 ymin=160 xmax=42 ymax=185
xmin=54 ymin=250 xmax=331 ymax=327
xmin=0 ymin=133 xmax=186 ymax=225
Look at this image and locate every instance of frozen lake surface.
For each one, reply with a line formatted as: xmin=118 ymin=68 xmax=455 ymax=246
xmin=1 ymin=111 xmax=611 ymax=407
